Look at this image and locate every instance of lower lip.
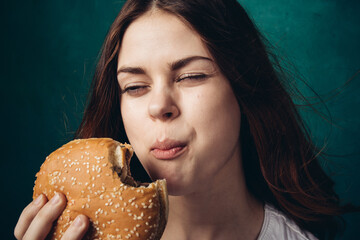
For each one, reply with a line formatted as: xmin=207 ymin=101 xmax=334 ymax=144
xmin=151 ymin=146 xmax=187 ymax=160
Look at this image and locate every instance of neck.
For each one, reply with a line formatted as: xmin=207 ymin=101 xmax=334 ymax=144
xmin=161 ymin=147 xmax=264 ymax=240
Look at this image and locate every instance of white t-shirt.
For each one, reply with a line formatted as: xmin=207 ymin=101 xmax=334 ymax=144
xmin=257 ymin=204 xmax=318 ymax=240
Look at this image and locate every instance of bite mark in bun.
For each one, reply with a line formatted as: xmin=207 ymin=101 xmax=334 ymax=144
xmin=33 ymin=138 xmax=168 ymax=240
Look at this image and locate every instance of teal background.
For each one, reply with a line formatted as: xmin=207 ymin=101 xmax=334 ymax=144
xmin=2 ymin=0 xmax=359 ymax=238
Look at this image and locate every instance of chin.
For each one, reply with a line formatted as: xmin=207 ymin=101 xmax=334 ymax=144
xmin=148 ymin=169 xmax=191 ymax=196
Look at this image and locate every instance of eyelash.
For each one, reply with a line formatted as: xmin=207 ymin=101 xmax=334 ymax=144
xmin=121 ymin=85 xmax=148 ymax=95
xmin=176 ymin=73 xmax=208 ymax=82
xmin=121 ymin=73 xmax=208 ymax=95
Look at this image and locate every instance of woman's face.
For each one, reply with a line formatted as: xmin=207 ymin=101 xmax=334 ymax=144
xmin=117 ymin=10 xmax=241 ymax=196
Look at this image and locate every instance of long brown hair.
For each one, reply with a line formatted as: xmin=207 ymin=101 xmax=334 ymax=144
xmin=75 ymin=0 xmax=355 ymax=238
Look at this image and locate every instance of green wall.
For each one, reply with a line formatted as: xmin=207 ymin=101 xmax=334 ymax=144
xmin=2 ymin=0 xmax=359 ymax=238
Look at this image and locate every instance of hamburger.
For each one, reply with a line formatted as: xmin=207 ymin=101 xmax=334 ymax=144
xmin=33 ymin=138 xmax=168 ymax=240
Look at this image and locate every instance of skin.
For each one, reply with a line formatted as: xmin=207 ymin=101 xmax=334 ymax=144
xmin=118 ymin=10 xmax=264 ymax=240
xmin=14 ymin=9 xmax=263 ymax=240
xmin=14 ymin=193 xmax=89 ymax=240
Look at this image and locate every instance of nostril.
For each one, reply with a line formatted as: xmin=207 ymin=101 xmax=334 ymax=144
xmin=148 ymin=99 xmax=179 ymax=120
xmin=164 ymin=112 xmax=172 ymax=119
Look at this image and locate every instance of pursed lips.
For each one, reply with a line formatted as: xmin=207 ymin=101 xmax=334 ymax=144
xmin=150 ymin=139 xmax=187 ymax=160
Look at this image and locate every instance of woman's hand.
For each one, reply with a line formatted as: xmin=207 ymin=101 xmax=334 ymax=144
xmin=14 ymin=193 xmax=89 ymax=240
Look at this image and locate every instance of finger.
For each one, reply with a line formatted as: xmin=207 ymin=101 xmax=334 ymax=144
xmin=61 ymin=215 xmax=89 ymax=240
xmin=14 ymin=194 xmax=47 ymax=239
xmin=23 ymin=192 xmax=66 ymax=240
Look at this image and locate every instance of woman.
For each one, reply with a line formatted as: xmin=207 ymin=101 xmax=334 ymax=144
xmin=14 ymin=0 xmax=354 ymax=239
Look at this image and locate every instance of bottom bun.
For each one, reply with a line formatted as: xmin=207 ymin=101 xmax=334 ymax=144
xmin=33 ymin=138 xmax=168 ymax=240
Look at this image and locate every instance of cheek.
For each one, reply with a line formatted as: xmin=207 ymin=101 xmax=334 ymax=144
xmin=120 ymin=103 xmax=135 ymax=137
xmin=190 ymin=84 xmax=241 ymax=163
xmin=194 ymin=87 xmax=240 ymax=139
xmin=120 ymin=100 xmax=148 ymax=150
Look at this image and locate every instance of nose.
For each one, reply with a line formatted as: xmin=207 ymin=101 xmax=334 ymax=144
xmin=148 ymin=86 xmax=180 ymax=121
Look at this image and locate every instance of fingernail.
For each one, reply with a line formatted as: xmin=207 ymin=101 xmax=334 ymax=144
xmin=34 ymin=195 xmax=43 ymax=205
xmin=50 ymin=193 xmax=60 ymax=205
xmin=73 ymin=216 xmax=83 ymax=227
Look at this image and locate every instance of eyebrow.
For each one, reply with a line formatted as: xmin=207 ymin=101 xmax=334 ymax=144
xmin=117 ymin=56 xmax=213 ymax=76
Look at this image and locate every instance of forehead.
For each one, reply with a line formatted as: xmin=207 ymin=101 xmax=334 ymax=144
xmin=118 ymin=10 xmax=212 ymax=66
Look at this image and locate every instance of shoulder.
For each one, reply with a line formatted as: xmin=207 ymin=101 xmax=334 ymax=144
xmin=257 ymin=204 xmax=318 ymax=240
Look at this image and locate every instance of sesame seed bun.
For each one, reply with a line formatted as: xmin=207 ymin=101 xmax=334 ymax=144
xmin=33 ymin=138 xmax=168 ymax=240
